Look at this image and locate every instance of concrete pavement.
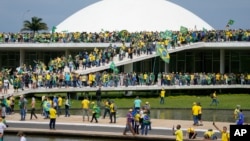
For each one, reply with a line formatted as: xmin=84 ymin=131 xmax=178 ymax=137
xmin=4 ymin=113 xmax=233 ymax=141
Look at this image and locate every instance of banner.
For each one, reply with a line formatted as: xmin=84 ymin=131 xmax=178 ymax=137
xmin=156 ymin=43 xmax=170 ymax=63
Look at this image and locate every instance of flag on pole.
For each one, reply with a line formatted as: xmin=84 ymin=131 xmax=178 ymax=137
xmin=180 ymin=26 xmax=188 ymax=35
xmin=156 ymin=43 xmax=170 ymax=63
xmin=227 ymin=19 xmax=235 ymax=25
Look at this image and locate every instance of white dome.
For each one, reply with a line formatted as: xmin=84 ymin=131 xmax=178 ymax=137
xmin=56 ymin=0 xmax=214 ymax=32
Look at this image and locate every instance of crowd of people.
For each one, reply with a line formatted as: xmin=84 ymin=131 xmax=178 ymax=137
xmin=1 ymin=68 xmax=250 ymax=95
xmin=1 ymin=29 xmax=250 ymax=44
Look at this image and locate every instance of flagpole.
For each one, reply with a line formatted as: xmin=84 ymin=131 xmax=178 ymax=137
xmin=153 ymin=56 xmax=156 ymax=74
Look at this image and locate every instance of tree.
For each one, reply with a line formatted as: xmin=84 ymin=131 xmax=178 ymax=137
xmin=21 ymin=16 xmax=48 ymax=33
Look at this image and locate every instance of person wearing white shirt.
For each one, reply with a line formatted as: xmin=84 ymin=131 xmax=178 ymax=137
xmin=0 ymin=118 xmax=7 ymax=140
xmin=17 ymin=131 xmax=27 ymax=141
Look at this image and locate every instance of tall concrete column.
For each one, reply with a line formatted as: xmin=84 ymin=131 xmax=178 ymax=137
xmin=65 ymin=49 xmax=69 ymax=58
xmin=164 ymin=63 xmax=169 ymax=73
xmin=124 ymin=63 xmax=133 ymax=73
xmin=220 ymin=49 xmax=225 ymax=74
xmin=20 ymin=49 xmax=25 ymax=66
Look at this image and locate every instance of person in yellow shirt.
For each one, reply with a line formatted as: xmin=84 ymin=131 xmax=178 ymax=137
xmin=186 ymin=127 xmax=197 ymax=139
xmin=134 ymin=110 xmax=140 ymax=134
xmin=49 ymin=106 xmax=57 ymax=130
xmin=192 ymin=102 xmax=199 ymax=126
xmin=109 ymin=100 xmax=117 ymax=123
xmin=160 ymin=88 xmax=165 ymax=104
xmin=57 ymin=95 xmax=62 ymax=116
xmin=204 ymin=129 xmax=217 ymax=140
xmin=102 ymin=99 xmax=111 ymax=119
xmin=213 ymin=122 xmax=230 ymax=141
xmin=210 ymin=91 xmax=219 ymax=106
xmin=233 ymin=105 xmax=240 ymax=123
xmin=197 ymin=102 xmax=203 ymax=126
xmin=173 ymin=124 xmax=183 ymax=141
xmin=81 ymin=97 xmax=90 ymax=121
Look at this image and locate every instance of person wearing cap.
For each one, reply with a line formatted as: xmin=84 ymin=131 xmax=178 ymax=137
xmin=192 ymin=102 xmax=199 ymax=126
xmin=0 ymin=118 xmax=7 ymax=140
xmin=17 ymin=131 xmax=27 ymax=141
xmin=160 ymin=88 xmax=165 ymax=104
xmin=123 ymin=109 xmax=135 ymax=136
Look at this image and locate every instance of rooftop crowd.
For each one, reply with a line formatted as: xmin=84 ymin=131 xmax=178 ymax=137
xmin=1 ymin=29 xmax=250 ymax=44
xmin=1 ymin=28 xmax=250 ymax=93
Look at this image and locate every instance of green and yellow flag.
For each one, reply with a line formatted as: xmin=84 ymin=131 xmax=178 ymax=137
xmin=227 ymin=19 xmax=235 ymax=25
xmin=180 ymin=26 xmax=188 ymax=35
xmin=156 ymin=43 xmax=170 ymax=63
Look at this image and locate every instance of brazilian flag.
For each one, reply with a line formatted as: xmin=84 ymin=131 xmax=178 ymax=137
xmin=227 ymin=19 xmax=235 ymax=25
xmin=156 ymin=43 xmax=170 ymax=63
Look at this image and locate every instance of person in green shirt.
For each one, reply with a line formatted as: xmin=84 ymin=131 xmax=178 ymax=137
xmin=90 ymin=102 xmax=99 ymax=123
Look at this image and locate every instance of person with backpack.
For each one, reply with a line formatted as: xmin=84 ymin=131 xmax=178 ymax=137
xmin=141 ymin=110 xmax=151 ymax=135
xmin=109 ymin=100 xmax=117 ymax=123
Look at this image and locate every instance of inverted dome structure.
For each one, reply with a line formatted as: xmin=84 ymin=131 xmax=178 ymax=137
xmin=56 ymin=0 xmax=214 ymax=32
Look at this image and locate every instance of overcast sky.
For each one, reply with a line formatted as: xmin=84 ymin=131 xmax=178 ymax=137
xmin=0 ymin=0 xmax=249 ymax=32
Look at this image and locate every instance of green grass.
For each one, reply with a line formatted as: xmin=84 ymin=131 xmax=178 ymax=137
xmin=17 ymin=93 xmax=250 ymax=110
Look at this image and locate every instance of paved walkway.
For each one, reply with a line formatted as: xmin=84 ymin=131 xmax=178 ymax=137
xmin=5 ymin=113 xmax=233 ymax=141
xmin=5 ymin=113 xmax=233 ymax=131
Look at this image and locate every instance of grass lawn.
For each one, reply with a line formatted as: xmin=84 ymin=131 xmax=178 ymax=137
xmin=18 ymin=93 xmax=250 ymax=110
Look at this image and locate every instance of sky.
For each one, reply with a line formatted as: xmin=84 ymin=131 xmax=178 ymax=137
xmin=0 ymin=0 xmax=249 ymax=32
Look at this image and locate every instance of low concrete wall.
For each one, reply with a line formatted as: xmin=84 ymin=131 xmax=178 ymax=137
xmin=5 ymin=128 xmax=204 ymax=141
